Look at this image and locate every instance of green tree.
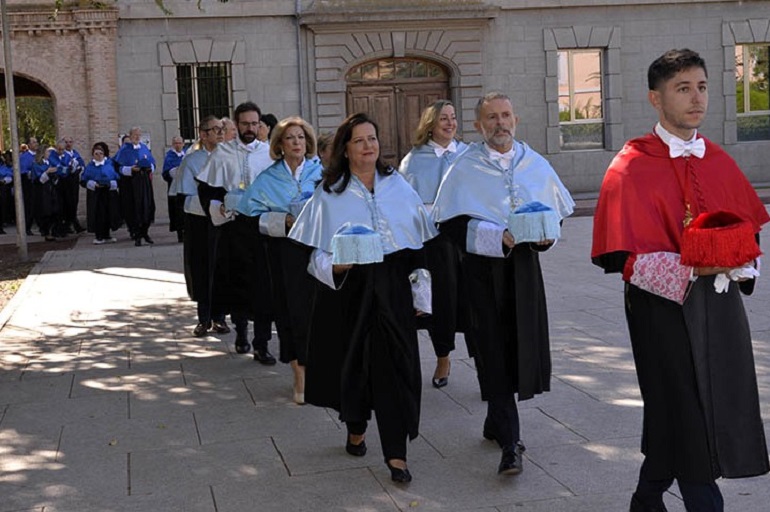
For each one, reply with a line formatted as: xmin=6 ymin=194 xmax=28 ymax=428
xmin=1 ymin=97 xmax=56 ymax=149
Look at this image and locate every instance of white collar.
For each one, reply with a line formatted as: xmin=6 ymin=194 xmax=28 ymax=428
xmin=486 ymin=144 xmax=515 ymax=163
xmin=238 ymin=139 xmax=260 ymax=153
xmin=428 ymin=139 xmax=458 ymax=157
xmin=93 ymin=159 xmax=105 ymax=167
xmin=282 ymin=158 xmax=305 ymax=180
xmin=654 ymin=123 xmax=705 ymax=159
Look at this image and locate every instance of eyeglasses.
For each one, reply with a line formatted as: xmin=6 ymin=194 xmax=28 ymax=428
xmin=203 ymin=126 xmax=224 ymax=135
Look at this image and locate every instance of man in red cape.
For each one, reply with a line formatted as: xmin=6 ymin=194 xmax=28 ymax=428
xmin=592 ymin=49 xmax=769 ymax=512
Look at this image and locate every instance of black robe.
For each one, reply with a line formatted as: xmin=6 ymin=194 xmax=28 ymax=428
xmin=416 ymin=231 xmax=475 ymax=357
xmin=603 ymin=248 xmax=770 ymax=482
xmin=85 ymin=187 xmax=122 ymax=235
xmin=261 ymin=234 xmax=314 ymax=364
xmin=129 ymin=168 xmax=155 ymax=227
xmin=182 ymin=207 xmax=211 ymax=302
xmin=439 ymin=215 xmax=551 ymax=400
xmin=304 ymin=249 xmax=424 ymax=440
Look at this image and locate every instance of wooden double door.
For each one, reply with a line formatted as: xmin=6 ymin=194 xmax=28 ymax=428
xmin=347 ymin=83 xmax=449 ymax=167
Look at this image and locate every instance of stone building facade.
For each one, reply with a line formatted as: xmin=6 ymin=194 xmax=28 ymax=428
xmin=2 ymin=0 xmax=769 ymax=194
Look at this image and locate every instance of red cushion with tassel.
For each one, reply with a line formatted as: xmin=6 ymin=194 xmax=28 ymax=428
xmin=680 ymin=210 xmax=761 ymax=267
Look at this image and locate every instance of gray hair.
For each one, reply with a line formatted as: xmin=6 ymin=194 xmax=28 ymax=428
xmin=474 ymin=91 xmax=512 ymax=120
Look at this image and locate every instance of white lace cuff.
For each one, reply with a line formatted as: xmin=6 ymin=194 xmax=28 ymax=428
xmin=627 ymin=252 xmax=692 ymax=304
xmin=259 ymin=212 xmax=288 ymax=237
xmin=467 ymin=219 xmax=506 ymax=257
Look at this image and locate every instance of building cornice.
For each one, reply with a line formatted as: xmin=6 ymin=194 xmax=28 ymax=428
xmin=301 ymin=2 xmax=498 ymax=30
xmin=1 ymin=8 xmax=118 ymax=36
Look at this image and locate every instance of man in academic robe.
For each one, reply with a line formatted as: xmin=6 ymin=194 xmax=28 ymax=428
xmin=163 ymin=135 xmax=186 ymax=242
xmin=18 ymin=137 xmax=38 ymax=235
xmin=592 ymin=49 xmax=769 ymax=512
xmin=115 ymin=127 xmax=156 ymax=246
xmin=196 ymin=101 xmax=275 ymax=363
xmin=432 ymin=91 xmax=574 ymax=476
xmin=170 ymin=116 xmax=230 ymax=337
xmin=59 ymin=136 xmax=86 ymax=234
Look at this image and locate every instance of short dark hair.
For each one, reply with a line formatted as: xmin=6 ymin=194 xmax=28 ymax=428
xmin=322 ymin=113 xmax=391 ymax=194
xmin=92 ymin=142 xmax=110 ymax=158
xmin=261 ymin=113 xmax=278 ymax=137
xmin=648 ymin=49 xmax=707 ymax=91
xmin=233 ymin=101 xmax=262 ymax=124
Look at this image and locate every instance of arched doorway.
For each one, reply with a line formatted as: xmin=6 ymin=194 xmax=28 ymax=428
xmin=0 ymin=73 xmax=56 ymax=151
xmin=346 ymin=58 xmax=450 ymax=165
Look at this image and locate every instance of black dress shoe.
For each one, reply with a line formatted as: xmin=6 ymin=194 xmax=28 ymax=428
xmin=432 ymin=376 xmax=449 ymax=388
xmin=345 ymin=437 xmax=367 ymax=457
xmin=193 ymin=323 xmax=209 ymax=337
xmin=211 ymin=321 xmax=231 ymax=334
xmin=25 ymin=229 xmax=33 ymax=236
xmin=0 ymin=228 xmax=6 ymax=234
xmin=498 ymin=441 xmax=525 ymax=475
xmin=143 ymin=235 xmax=154 ymax=244
xmin=253 ymin=348 xmax=277 ymax=365
xmin=135 ymin=237 xmax=142 ymax=246
xmin=629 ymin=494 xmax=668 ymax=512
xmin=386 ymin=461 xmax=412 ymax=483
xmin=234 ymin=334 xmax=251 ymax=354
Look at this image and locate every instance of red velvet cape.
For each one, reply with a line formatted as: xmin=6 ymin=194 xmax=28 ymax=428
xmin=592 ymin=132 xmax=769 ymax=259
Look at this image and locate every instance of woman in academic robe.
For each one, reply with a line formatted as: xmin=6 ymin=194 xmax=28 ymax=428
xmin=288 ymin=113 xmax=437 ymax=484
xmin=399 ymin=99 xmax=470 ymax=389
xmin=81 ymin=142 xmax=122 ymax=244
xmin=236 ymin=116 xmax=323 ymax=405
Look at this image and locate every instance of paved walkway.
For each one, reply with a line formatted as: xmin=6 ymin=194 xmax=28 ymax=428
xmin=1 ymin=214 xmax=769 ymax=512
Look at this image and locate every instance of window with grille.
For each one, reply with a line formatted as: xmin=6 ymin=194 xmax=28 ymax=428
xmin=176 ymin=62 xmax=232 ymax=142
xmin=736 ymin=44 xmax=770 ymax=141
xmin=557 ymin=49 xmax=605 ymax=150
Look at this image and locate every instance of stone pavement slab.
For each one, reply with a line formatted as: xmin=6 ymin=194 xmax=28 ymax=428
xmin=1 ymin=215 xmax=769 ymax=511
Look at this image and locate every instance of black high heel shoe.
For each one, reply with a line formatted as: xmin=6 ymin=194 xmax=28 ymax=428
xmin=345 ymin=435 xmax=367 ymax=457
xmin=386 ymin=460 xmax=412 ymax=483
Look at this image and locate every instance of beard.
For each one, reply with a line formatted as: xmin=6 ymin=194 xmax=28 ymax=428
xmin=239 ymin=131 xmax=257 ymax=144
xmin=484 ymin=127 xmax=514 ymax=150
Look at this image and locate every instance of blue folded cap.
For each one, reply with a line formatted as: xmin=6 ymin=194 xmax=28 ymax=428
xmin=514 ymin=201 xmax=552 ymax=214
xmin=331 ymin=224 xmax=384 ymax=264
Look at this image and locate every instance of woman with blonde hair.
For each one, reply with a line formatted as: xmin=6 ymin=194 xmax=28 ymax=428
xmin=237 ymin=116 xmax=323 ymax=404
xmin=399 ymin=99 xmax=470 ymax=389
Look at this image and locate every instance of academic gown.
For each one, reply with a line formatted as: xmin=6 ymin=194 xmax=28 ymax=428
xmin=236 ymin=158 xmax=323 ymax=364
xmin=592 ymin=132 xmax=770 ymax=482
xmin=32 ymin=158 xmax=65 ymax=232
xmin=288 ymin=171 xmax=436 ymax=440
xmin=163 ymin=148 xmax=185 ymax=233
xmin=174 ymin=148 xmax=211 ymax=302
xmin=399 ymin=141 xmax=471 ymax=355
xmin=432 ymin=141 xmax=575 ymax=401
xmin=59 ymin=149 xmax=85 ymax=225
xmin=114 ymin=142 xmax=156 ymax=231
xmin=81 ymin=158 xmax=122 ymax=235
xmin=195 ymin=139 xmax=273 ymax=318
